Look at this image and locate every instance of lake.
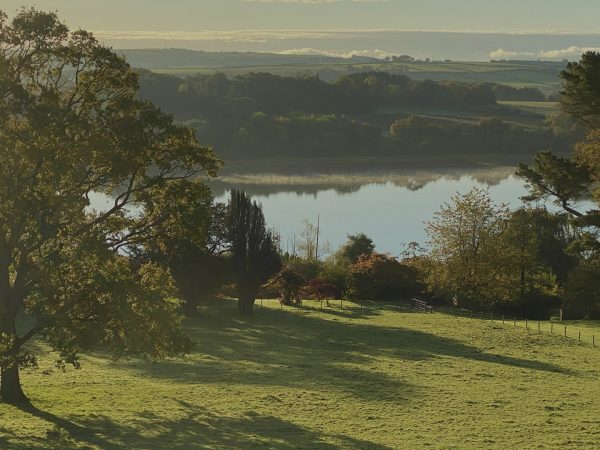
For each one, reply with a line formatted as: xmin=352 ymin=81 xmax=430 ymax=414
xmin=90 ymin=169 xmax=588 ymax=257
xmin=213 ymin=173 xmax=533 ymax=257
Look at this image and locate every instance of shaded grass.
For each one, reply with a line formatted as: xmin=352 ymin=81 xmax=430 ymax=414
xmin=1 ymin=299 xmax=600 ymax=449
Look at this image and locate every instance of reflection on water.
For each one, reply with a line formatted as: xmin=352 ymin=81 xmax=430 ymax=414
xmin=214 ymin=174 xmax=530 ymax=256
xmin=209 ymin=167 xmax=516 ymax=198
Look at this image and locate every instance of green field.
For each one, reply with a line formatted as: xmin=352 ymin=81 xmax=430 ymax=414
xmin=497 ymin=101 xmax=560 ymax=117
xmin=151 ymin=60 xmax=563 ymax=94
xmin=371 ymin=101 xmax=558 ymax=129
xmin=2 ymin=299 xmax=599 ymax=449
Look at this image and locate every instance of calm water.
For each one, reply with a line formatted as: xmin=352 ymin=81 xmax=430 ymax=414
xmin=214 ymin=175 xmax=532 ymax=256
xmin=90 ymin=173 xmax=587 ymax=257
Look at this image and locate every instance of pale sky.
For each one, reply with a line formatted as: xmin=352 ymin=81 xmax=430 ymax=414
xmin=4 ymin=0 xmax=600 ymax=33
xmin=3 ymin=1 xmax=600 ymax=60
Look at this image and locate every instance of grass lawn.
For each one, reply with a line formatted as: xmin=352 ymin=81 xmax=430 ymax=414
xmin=1 ymin=299 xmax=599 ymax=449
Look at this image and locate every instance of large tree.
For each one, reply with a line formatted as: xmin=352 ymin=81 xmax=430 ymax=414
xmin=425 ymin=188 xmax=512 ymax=307
xmin=141 ymin=182 xmax=230 ymax=315
xmin=517 ymin=51 xmax=600 ymax=318
xmin=0 ymin=9 xmax=219 ymax=403
xmin=560 ymin=51 xmax=600 ymax=129
xmin=227 ymin=190 xmax=280 ymax=315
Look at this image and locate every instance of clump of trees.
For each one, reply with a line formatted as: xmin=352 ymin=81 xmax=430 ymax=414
xmin=422 ymin=189 xmax=570 ymax=316
xmin=418 ymin=51 xmax=600 ymax=319
xmin=280 ymin=231 xmax=421 ymax=303
xmin=346 ymin=253 xmax=421 ymax=302
xmin=388 ymin=115 xmax=568 ymax=156
xmin=491 ymin=84 xmax=546 ymax=101
xmin=515 ymin=51 xmax=600 ymax=318
xmin=146 ymin=71 xmax=498 ymax=119
xmin=136 ymin=70 xmax=574 ymax=160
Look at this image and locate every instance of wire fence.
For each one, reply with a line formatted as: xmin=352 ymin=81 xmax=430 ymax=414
xmin=422 ymin=304 xmax=598 ymax=348
xmin=261 ymin=298 xmax=599 ymax=349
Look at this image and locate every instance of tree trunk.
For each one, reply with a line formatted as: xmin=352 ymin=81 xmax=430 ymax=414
xmin=1 ymin=364 xmax=28 ymax=404
xmin=0 ymin=300 xmax=29 ymax=404
xmin=238 ymin=295 xmax=255 ymax=315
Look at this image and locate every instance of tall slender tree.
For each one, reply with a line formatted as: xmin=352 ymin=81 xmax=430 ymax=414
xmin=227 ymin=190 xmax=280 ymax=314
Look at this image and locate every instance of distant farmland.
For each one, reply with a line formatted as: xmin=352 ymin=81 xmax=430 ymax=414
xmin=120 ymin=50 xmax=565 ymax=94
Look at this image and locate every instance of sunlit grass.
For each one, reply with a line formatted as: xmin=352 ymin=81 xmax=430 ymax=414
xmin=1 ymin=299 xmax=599 ymax=449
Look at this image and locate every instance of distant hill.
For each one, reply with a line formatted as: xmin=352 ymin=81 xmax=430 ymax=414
xmin=117 ymin=49 xmax=378 ymax=69
xmin=118 ymin=49 xmax=565 ymax=94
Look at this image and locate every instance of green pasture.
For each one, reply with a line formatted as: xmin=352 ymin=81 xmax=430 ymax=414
xmin=1 ymin=299 xmax=598 ymax=449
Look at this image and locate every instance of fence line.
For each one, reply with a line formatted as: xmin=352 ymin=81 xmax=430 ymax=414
xmin=265 ymin=298 xmax=598 ymax=349
xmin=427 ymin=303 xmax=597 ymax=348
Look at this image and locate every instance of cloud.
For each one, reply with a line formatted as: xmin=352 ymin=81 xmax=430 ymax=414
xmin=489 ymin=48 xmax=535 ymax=59
xmin=94 ymin=29 xmax=344 ymax=43
xmin=94 ymin=29 xmax=600 ymax=44
xmin=279 ymin=47 xmax=397 ymax=59
xmin=539 ymin=46 xmax=600 ymax=58
xmin=490 ymin=46 xmax=600 ymax=60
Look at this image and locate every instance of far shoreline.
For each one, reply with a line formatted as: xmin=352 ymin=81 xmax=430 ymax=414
xmin=208 ymin=155 xmax=528 ymax=196
xmin=217 ymin=153 xmax=535 ymax=176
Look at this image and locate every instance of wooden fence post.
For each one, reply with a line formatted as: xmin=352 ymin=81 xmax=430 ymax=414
xmin=526 ymin=319 xmax=528 ymax=330
xmin=579 ymin=331 xmax=581 ymax=342
xmin=514 ymin=317 xmax=516 ymax=327
xmin=564 ymin=326 xmax=567 ymax=337
xmin=538 ymin=321 xmax=540 ymax=332
xmin=551 ymin=322 xmax=553 ymax=334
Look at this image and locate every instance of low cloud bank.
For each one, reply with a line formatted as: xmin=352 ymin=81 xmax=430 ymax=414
xmin=278 ymin=47 xmax=398 ymax=59
xmin=490 ymin=46 xmax=600 ymax=60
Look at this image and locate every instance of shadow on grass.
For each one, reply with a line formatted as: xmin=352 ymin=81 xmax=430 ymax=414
xmin=122 ymin=299 xmax=569 ymax=400
xmin=2 ymin=401 xmax=393 ymax=450
xmin=1 ymin=299 xmax=571 ymax=449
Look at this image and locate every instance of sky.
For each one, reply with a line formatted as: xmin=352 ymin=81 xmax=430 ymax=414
xmin=3 ymin=0 xmax=600 ymax=60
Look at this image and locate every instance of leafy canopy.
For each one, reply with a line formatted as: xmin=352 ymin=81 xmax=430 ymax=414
xmin=0 ymin=8 xmax=220 ymax=388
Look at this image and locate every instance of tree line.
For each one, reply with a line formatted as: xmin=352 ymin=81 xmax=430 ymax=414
xmin=137 ymin=71 xmax=572 ymax=160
